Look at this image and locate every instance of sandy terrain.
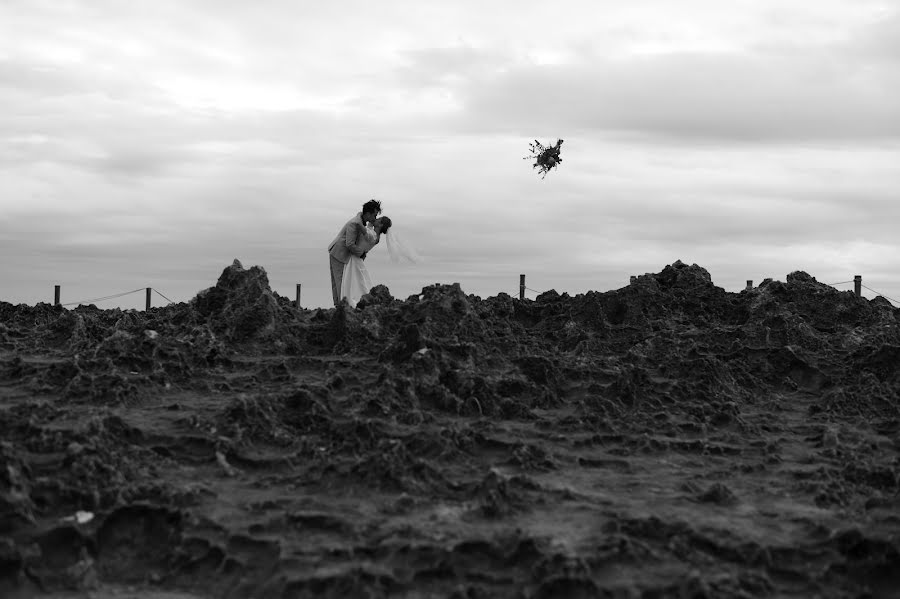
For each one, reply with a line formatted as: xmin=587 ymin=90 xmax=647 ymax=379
xmin=2 ymin=259 xmax=899 ymax=598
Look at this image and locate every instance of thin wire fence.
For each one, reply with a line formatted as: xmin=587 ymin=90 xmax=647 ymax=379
xmin=153 ymin=289 xmax=176 ymax=305
xmin=59 ymin=287 xmax=176 ymax=308
xmin=523 ymin=286 xmax=546 ymax=296
xmin=826 ymin=280 xmax=899 ymax=305
xmin=53 ymin=275 xmax=900 ymax=310
xmin=509 ymin=285 xmax=549 ymax=297
xmin=60 ymin=288 xmax=145 ymax=307
xmin=860 ymin=284 xmax=900 ymax=306
xmin=514 ymin=278 xmax=899 ymax=306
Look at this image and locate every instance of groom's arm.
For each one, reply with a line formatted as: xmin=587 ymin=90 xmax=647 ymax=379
xmin=342 ymin=221 xmax=366 ymax=257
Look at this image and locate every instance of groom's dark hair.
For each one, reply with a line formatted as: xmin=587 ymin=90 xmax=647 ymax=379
xmin=362 ymin=199 xmax=382 ymax=215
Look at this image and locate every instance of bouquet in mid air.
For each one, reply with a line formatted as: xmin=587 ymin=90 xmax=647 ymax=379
xmin=524 ymin=138 xmax=564 ymax=179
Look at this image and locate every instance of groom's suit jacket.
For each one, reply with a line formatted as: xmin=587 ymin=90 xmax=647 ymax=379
xmin=328 ymin=212 xmax=368 ymax=264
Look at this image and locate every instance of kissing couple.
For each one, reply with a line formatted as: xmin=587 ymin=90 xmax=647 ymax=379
xmin=328 ymin=199 xmax=417 ymax=308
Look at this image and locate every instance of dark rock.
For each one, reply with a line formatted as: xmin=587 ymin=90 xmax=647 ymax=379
xmin=697 ymin=482 xmax=738 ymax=505
xmin=786 ymin=271 xmax=817 ymax=284
xmin=381 ymin=323 xmax=428 ymax=363
xmin=2 ymin=258 xmax=900 ymax=598
xmin=193 ymin=259 xmax=280 ymax=342
xmin=657 ymin=260 xmax=713 ymax=289
xmin=357 ymin=284 xmax=394 ymax=310
xmin=535 ymin=289 xmax=560 ymax=303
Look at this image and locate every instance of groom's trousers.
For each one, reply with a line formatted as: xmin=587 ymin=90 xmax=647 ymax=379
xmin=330 ymin=256 xmax=345 ymax=307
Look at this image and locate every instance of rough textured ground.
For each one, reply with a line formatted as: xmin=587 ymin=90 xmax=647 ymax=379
xmin=2 ymin=259 xmax=899 ymax=598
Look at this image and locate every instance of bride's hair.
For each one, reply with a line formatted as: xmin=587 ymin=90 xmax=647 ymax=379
xmin=379 ymin=216 xmax=392 ymax=234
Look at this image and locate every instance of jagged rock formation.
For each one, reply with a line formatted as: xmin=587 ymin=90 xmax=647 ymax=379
xmin=0 ymin=259 xmax=898 ymax=598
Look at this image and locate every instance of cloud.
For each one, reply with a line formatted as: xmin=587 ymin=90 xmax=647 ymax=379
xmin=372 ymin=7 xmax=900 ymax=143
xmin=444 ymin=49 xmax=899 ymax=142
xmin=393 ymin=45 xmax=509 ymax=88
xmin=840 ymin=10 xmax=900 ymax=64
xmin=2 ymin=0 xmax=899 ymax=309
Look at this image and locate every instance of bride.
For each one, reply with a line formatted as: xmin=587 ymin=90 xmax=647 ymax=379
xmin=340 ymin=216 xmax=392 ymax=308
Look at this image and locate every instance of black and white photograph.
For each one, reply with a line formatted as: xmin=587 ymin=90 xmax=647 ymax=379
xmin=2 ymin=1 xmax=899 ymax=597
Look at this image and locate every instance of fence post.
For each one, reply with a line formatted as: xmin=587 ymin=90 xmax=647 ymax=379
xmin=519 ymin=274 xmax=525 ymax=300
xmin=146 ymin=288 xmax=152 ymax=311
xmin=296 ymin=283 xmax=302 ymax=309
xmin=54 ymin=285 xmax=60 ymax=306
xmin=746 ymin=280 xmax=753 ymax=290
xmin=854 ymin=275 xmax=861 ymax=297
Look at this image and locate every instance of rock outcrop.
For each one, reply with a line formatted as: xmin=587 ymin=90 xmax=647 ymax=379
xmin=0 ymin=259 xmax=898 ymax=598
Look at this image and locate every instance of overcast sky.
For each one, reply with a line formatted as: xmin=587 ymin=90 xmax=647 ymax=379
xmin=2 ymin=0 xmax=899 ymax=310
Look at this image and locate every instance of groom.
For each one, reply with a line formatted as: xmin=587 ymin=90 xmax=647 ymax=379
xmin=328 ymin=199 xmax=382 ymax=306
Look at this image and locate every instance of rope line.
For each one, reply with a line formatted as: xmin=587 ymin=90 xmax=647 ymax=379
xmin=152 ymin=288 xmax=175 ymax=305
xmin=53 ymin=278 xmax=900 ymax=308
xmin=860 ymin=284 xmax=900 ymax=306
xmin=510 ymin=285 xmax=546 ymax=297
xmin=60 ymin=288 xmax=144 ymax=307
xmin=514 ymin=280 xmax=898 ymax=305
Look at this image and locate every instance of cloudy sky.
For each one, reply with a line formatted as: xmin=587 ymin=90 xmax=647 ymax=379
xmin=2 ymin=0 xmax=899 ymax=310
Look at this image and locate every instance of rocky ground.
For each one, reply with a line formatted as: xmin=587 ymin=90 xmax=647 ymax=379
xmin=1 ymin=259 xmax=899 ymax=598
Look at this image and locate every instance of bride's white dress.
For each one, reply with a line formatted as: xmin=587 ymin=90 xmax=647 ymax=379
xmin=340 ymin=226 xmax=380 ymax=308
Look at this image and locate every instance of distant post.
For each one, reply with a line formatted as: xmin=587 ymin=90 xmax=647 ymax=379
xmin=854 ymin=275 xmax=861 ymax=297
xmin=746 ymin=280 xmax=753 ymax=290
xmin=146 ymin=287 xmax=152 ymax=311
xmin=519 ymin=274 xmax=525 ymax=300
xmin=54 ymin=285 xmax=60 ymax=306
xmin=296 ymin=283 xmax=302 ymax=308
